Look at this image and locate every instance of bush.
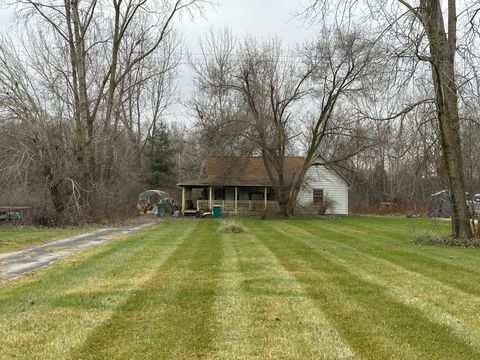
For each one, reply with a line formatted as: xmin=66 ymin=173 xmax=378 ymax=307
xmin=258 ymin=202 xmax=280 ymax=219
xmin=295 ymin=197 xmax=335 ymax=216
xmin=30 ymin=208 xmax=74 ymax=227
xmin=413 ymin=232 xmax=480 ymax=248
xmin=219 ymin=219 xmax=245 ymax=233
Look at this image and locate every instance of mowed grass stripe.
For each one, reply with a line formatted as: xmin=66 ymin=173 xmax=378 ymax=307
xmin=210 ymin=234 xmax=252 ymax=359
xmin=333 ymin=217 xmax=480 ymax=264
xmin=302 ymin=220 xmax=480 ymax=298
xmin=0 ymin=220 xmax=189 ymax=359
xmin=253 ymin=222 xmax=423 ymax=359
xmin=253 ymin=220 xmax=478 ymax=359
xmin=72 ymin=220 xmax=223 ymax=359
xmin=277 ymin=221 xmax=480 ymax=354
xmin=299 ymin=218 xmax=480 ymax=297
xmin=236 ymin=225 xmax=355 ymax=359
xmin=290 ymin=219 xmax=480 ymax=303
xmin=317 ymin=217 xmax=480 ymax=273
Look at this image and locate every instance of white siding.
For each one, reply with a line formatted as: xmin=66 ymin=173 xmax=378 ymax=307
xmin=297 ymin=163 xmax=349 ymax=215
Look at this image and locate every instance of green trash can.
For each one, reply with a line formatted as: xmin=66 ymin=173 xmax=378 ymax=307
xmin=212 ymin=205 xmax=222 ymax=218
xmin=156 ymin=203 xmax=167 ymax=217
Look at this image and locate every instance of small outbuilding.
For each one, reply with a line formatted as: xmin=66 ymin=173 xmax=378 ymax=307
xmin=428 ymin=190 xmax=452 ymax=218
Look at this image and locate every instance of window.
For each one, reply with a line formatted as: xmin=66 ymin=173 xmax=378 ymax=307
xmin=313 ymin=189 xmax=324 ymax=204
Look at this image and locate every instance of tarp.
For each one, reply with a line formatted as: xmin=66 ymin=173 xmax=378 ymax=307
xmin=137 ymin=190 xmax=177 ymax=214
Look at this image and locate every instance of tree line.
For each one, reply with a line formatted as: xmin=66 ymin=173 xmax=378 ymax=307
xmin=1 ymin=1 xmax=480 ymax=239
xmin=0 ymin=0 xmax=203 ymax=222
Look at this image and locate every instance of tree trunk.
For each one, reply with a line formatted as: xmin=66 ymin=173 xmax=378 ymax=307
xmin=277 ymin=190 xmax=295 ymax=217
xmin=262 ymin=151 xmax=296 ymax=217
xmin=43 ymin=164 xmax=65 ymax=215
xmin=70 ymin=0 xmax=95 ymax=214
xmin=421 ymin=0 xmax=472 ymax=238
xmin=65 ymin=0 xmax=87 ymax=191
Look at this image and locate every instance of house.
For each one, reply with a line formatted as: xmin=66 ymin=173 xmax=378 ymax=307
xmin=177 ymin=155 xmax=349 ymax=215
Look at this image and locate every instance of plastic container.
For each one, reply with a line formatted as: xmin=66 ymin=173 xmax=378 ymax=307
xmin=212 ymin=205 xmax=222 ymax=218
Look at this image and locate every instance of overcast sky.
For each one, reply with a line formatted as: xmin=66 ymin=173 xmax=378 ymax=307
xmin=175 ymin=0 xmax=319 ymax=122
xmin=0 ymin=0 xmax=319 ymax=122
xmin=182 ymin=0 xmax=314 ymax=49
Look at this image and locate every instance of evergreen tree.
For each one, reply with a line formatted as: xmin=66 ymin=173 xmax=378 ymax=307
xmin=146 ymin=121 xmax=175 ymax=188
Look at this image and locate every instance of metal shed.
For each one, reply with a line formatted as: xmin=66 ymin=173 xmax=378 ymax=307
xmin=428 ymin=190 xmax=452 ymax=218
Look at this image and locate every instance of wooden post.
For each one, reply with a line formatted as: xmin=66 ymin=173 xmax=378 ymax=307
xmin=209 ymin=186 xmax=213 ymax=211
xmin=181 ymin=187 xmax=185 ymax=215
xmin=235 ymin=187 xmax=238 ymax=212
xmin=264 ymin=187 xmax=268 ymax=210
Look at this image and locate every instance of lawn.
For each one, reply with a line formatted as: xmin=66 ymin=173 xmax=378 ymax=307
xmin=0 ymin=216 xmax=479 ymax=359
xmin=0 ymin=225 xmax=94 ymax=253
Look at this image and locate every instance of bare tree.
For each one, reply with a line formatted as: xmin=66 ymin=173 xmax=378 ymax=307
xmin=302 ymin=0 xmax=473 ymax=237
xmin=0 ymin=36 xmax=78 ymax=216
xmin=190 ymin=29 xmax=253 ymax=157
xmin=0 ymin=0 xmax=207 ymax=220
xmin=192 ymin=29 xmax=376 ymax=216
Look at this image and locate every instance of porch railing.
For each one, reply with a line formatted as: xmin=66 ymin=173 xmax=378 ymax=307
xmin=196 ymin=200 xmax=277 ymax=212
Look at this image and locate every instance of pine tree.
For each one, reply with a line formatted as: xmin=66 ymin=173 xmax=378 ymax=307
xmin=146 ymin=121 xmax=175 ymax=188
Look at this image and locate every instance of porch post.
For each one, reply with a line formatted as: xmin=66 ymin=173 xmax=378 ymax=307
xmin=235 ymin=187 xmax=238 ymax=212
xmin=181 ymin=187 xmax=185 ymax=215
xmin=264 ymin=187 xmax=268 ymax=210
xmin=209 ymin=186 xmax=213 ymax=211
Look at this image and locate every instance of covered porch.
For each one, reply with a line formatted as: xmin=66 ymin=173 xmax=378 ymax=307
xmin=180 ymin=185 xmax=277 ymax=215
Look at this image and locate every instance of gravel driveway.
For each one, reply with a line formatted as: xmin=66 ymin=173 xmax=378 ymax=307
xmin=0 ymin=217 xmax=161 ymax=282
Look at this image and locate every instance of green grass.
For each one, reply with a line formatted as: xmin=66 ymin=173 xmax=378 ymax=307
xmin=0 ymin=225 xmax=93 ymax=253
xmin=1 ymin=216 xmax=479 ymax=359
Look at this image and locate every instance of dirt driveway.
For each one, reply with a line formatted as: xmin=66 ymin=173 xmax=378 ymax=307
xmin=0 ymin=217 xmax=161 ymax=282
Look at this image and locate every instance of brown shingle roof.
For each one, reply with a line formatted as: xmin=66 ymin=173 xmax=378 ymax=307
xmin=177 ymin=156 xmax=305 ymax=187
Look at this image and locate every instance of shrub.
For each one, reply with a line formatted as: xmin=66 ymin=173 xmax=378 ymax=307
xmin=30 ymin=208 xmax=74 ymax=227
xmin=219 ymin=219 xmax=245 ymax=233
xmin=258 ymin=202 xmax=280 ymax=219
xmin=295 ymin=196 xmax=335 ymax=216
xmin=413 ymin=232 xmax=480 ymax=248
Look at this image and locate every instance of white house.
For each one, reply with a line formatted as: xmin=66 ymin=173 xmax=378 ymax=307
xmin=177 ymin=155 xmax=349 ymax=215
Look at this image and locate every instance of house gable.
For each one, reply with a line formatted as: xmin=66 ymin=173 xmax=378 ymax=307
xmin=309 ymin=155 xmax=350 ymax=187
xmin=298 ymin=158 xmax=349 ymax=215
